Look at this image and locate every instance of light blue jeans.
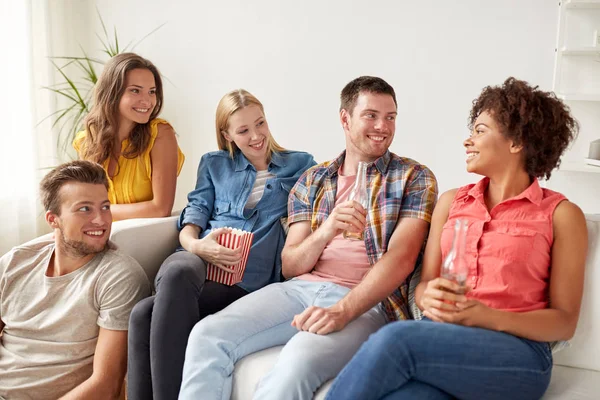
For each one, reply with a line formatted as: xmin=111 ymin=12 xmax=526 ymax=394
xmin=178 ymin=278 xmax=387 ymax=400
xmin=325 ymin=318 xmax=553 ymax=400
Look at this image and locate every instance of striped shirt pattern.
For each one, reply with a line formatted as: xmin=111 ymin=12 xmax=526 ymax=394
xmin=288 ymin=150 xmax=438 ymax=321
xmin=245 ymin=170 xmax=274 ymax=209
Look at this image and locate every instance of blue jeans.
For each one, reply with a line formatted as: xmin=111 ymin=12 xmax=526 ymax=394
xmin=325 ymin=319 xmax=552 ymax=400
xmin=178 ymin=279 xmax=386 ymax=400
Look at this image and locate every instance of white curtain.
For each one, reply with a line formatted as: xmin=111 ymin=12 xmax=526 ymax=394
xmin=0 ymin=0 xmax=54 ymax=255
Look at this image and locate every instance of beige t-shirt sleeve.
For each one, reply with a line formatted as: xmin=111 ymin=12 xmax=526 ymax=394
xmin=0 ymin=252 xmax=9 ymax=323
xmin=95 ymin=253 xmax=151 ymax=331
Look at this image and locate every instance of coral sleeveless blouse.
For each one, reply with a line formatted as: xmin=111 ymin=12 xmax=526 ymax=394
xmin=441 ymin=178 xmax=566 ymax=312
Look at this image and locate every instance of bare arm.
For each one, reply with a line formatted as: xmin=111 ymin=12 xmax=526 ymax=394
xmin=484 ymin=201 xmax=587 ymax=341
xmin=415 ymin=189 xmax=459 ymax=309
xmin=333 ymin=217 xmax=429 ymax=321
xmin=418 ymin=193 xmax=588 ymax=342
xmin=59 ymin=328 xmax=127 ymax=400
xmin=282 ymin=200 xmax=366 ymax=279
xmin=293 ymin=216 xmax=429 ymax=334
xmin=111 ymin=124 xmax=179 ymax=220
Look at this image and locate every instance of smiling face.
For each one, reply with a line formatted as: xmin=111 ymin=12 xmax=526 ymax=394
xmin=341 ymin=92 xmax=397 ymax=162
xmin=222 ymin=104 xmax=272 ymax=169
xmin=118 ymin=68 xmax=157 ymax=129
xmin=464 ymin=111 xmax=523 ymax=176
xmin=48 ymin=182 xmax=112 ymax=258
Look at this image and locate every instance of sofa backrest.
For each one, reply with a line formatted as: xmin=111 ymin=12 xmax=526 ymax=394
xmin=553 ymin=214 xmax=600 ymax=372
xmin=110 ymin=216 xmax=180 ymax=287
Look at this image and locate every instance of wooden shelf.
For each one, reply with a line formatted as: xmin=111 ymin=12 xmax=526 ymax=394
xmin=565 ymin=0 xmax=600 ymax=9
xmin=557 ymin=93 xmax=600 ymax=101
xmin=561 ymin=46 xmax=600 ymax=56
xmin=558 ymin=160 xmax=600 ymax=173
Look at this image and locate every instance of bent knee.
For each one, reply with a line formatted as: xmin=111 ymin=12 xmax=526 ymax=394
xmin=156 ymin=260 xmax=206 ymax=289
xmin=129 ymin=296 xmax=154 ymax=331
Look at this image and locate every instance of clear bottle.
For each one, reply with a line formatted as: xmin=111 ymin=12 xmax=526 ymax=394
xmin=441 ymin=219 xmax=468 ymax=290
xmin=343 ymin=161 xmax=368 ymax=241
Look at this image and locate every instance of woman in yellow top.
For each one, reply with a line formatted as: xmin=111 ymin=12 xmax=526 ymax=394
xmin=73 ymin=52 xmax=185 ymax=220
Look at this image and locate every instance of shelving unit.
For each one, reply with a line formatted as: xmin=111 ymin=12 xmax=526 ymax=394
xmin=561 ymin=46 xmax=600 ymax=55
xmin=559 ymin=160 xmax=600 ymax=173
xmin=552 ymin=1 xmax=600 ymax=174
xmin=558 ymin=93 xmax=600 ymax=101
xmin=565 ymin=0 xmax=600 ymax=10
xmin=549 ymin=2 xmax=600 ymax=213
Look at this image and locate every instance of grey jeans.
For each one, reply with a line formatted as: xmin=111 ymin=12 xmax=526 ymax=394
xmin=127 ymin=251 xmax=248 ymax=400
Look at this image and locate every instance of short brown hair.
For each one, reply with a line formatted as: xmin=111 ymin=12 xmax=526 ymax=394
xmin=469 ymin=77 xmax=579 ymax=180
xmin=40 ymin=160 xmax=109 ymax=215
xmin=340 ymin=76 xmax=397 ymax=115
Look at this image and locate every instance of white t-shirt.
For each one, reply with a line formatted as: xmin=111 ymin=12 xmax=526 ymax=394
xmin=245 ymin=170 xmax=275 ymax=209
xmin=0 ymin=239 xmax=150 ymax=400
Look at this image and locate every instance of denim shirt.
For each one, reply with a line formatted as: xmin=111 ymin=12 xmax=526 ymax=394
xmin=177 ymin=149 xmax=316 ymax=292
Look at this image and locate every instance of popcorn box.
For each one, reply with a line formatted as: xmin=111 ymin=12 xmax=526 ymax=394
xmin=206 ymin=228 xmax=254 ymax=286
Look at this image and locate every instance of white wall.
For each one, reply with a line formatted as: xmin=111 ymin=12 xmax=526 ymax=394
xmin=67 ymin=0 xmax=569 ymax=211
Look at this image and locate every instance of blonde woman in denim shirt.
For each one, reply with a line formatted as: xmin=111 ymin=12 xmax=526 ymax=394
xmin=127 ymin=89 xmax=315 ymax=400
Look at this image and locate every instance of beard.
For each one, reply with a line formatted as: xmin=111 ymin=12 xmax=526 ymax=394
xmin=57 ymin=229 xmax=108 ymax=258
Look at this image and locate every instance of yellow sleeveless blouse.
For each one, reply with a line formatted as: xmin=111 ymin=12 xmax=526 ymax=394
xmin=73 ymin=118 xmax=185 ymax=205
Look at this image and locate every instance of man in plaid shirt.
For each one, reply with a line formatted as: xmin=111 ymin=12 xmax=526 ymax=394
xmin=179 ymin=76 xmax=438 ymax=400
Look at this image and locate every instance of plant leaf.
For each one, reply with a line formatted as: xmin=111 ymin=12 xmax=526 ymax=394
xmin=35 ymin=108 xmax=67 ymax=127
xmin=42 ymin=86 xmax=79 ymax=103
xmin=97 ymin=7 xmax=110 ymax=45
xmin=131 ymin=22 xmax=167 ymax=50
xmin=51 ymin=103 xmax=78 ymax=129
xmin=49 ymin=56 xmax=104 ymax=65
xmin=114 ymin=26 xmax=120 ymax=55
xmin=51 ymin=61 xmax=88 ymax=111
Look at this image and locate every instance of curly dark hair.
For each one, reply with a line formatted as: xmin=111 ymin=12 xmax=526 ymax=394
xmin=468 ymin=77 xmax=579 ymax=180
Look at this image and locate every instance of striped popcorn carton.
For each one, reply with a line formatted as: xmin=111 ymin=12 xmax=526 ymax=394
xmin=206 ymin=228 xmax=254 ymax=286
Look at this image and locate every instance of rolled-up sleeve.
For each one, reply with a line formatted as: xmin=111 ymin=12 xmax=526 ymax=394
xmin=177 ymin=154 xmax=215 ymax=231
xmin=399 ymin=166 xmax=438 ymax=223
xmin=287 ymin=169 xmax=313 ymax=225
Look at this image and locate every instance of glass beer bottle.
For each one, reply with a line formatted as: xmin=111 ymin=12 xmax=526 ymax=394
xmin=441 ymin=219 xmax=468 ymax=290
xmin=343 ymin=161 xmax=368 ymax=241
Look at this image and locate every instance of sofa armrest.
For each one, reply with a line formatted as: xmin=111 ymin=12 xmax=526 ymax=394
xmin=110 ymin=216 xmax=179 ymax=287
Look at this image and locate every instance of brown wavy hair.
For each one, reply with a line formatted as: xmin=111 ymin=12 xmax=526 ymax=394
xmin=80 ymin=53 xmax=163 ymax=165
xmin=468 ymin=77 xmax=579 ymax=180
xmin=215 ymin=89 xmax=284 ymax=162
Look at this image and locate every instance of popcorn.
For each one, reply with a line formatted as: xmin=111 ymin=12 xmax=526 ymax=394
xmin=206 ymin=228 xmax=254 ymax=286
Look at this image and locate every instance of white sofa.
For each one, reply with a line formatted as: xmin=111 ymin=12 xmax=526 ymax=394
xmin=110 ymin=214 xmax=600 ymax=399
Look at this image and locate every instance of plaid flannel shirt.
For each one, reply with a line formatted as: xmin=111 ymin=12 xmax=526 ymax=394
xmin=287 ymin=150 xmax=438 ymax=321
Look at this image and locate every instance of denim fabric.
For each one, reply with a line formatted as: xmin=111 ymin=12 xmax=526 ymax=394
xmin=326 ymin=319 xmax=553 ymax=400
xmin=178 ymin=279 xmax=387 ymax=400
xmin=177 ymin=150 xmax=315 ymax=292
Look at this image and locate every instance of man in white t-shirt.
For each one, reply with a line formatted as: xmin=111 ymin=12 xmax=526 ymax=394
xmin=0 ymin=160 xmax=150 ymax=400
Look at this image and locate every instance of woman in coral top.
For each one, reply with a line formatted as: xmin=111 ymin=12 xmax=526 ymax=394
xmin=326 ymin=78 xmax=588 ymax=400
xmin=73 ymin=52 xmax=184 ymax=220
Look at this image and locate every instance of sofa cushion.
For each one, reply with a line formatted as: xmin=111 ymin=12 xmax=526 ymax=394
xmin=232 ymin=346 xmax=332 ymax=400
xmin=231 ymin=346 xmax=600 ymax=400
xmin=110 ymin=216 xmax=179 ymax=286
xmin=553 ymin=214 xmax=600 ymax=372
xmin=542 ymin=365 xmax=600 ymax=399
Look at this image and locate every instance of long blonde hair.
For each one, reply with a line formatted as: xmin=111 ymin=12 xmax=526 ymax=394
xmin=215 ymin=89 xmax=284 ymax=161
xmin=80 ymin=53 xmax=163 ymax=164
